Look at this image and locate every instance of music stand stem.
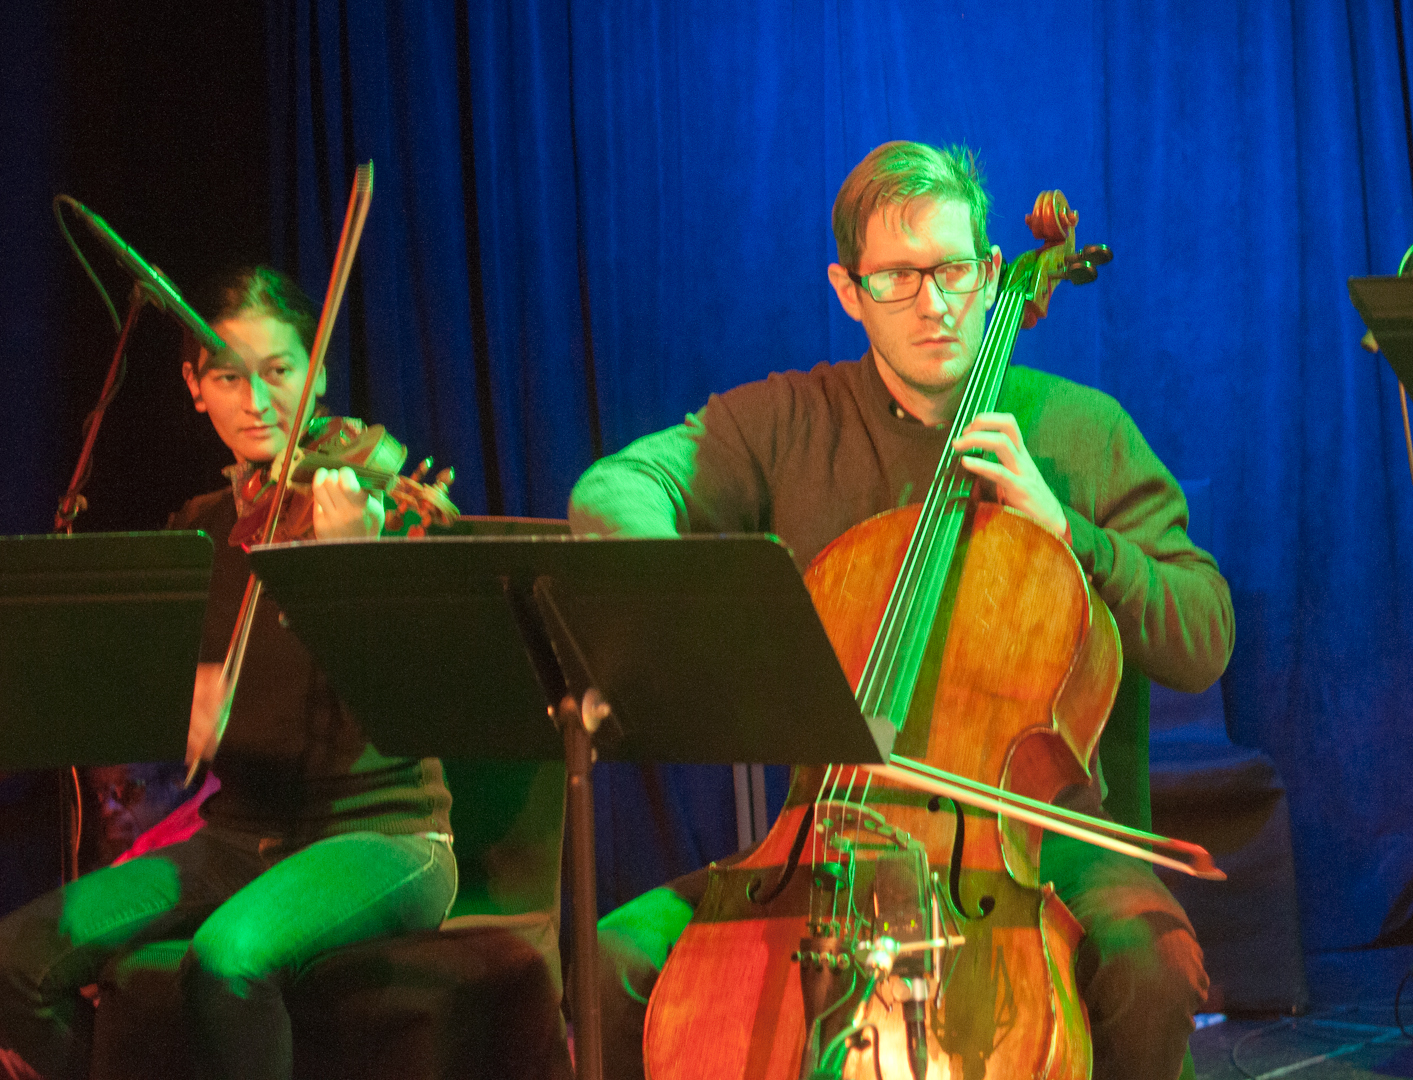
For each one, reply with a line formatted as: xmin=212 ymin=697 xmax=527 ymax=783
xmin=558 ymin=692 xmax=603 ymax=1080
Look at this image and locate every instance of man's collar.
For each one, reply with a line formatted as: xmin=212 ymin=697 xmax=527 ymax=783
xmin=888 ymin=397 xmax=925 ymax=424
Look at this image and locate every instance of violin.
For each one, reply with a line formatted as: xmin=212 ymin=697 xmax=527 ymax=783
xmin=226 ymin=415 xmax=459 ymax=548
xmin=642 ymin=193 xmax=1214 ymax=1080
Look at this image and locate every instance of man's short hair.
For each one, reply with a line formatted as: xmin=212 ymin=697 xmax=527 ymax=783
xmin=832 ymin=141 xmax=991 ymax=270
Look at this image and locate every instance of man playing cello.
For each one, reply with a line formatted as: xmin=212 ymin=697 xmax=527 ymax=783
xmin=569 ymin=141 xmax=1232 ymax=1080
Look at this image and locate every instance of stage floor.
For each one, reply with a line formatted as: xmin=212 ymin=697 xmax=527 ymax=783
xmin=1192 ymin=1007 xmax=1413 ymax=1080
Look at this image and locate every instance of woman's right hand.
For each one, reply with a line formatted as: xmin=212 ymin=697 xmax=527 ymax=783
xmin=187 ymin=662 xmax=224 ymax=770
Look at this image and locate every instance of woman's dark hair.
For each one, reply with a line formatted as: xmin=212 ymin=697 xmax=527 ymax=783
xmin=183 ymin=266 xmax=319 ymax=375
xmin=198 ymin=265 xmax=319 ymax=354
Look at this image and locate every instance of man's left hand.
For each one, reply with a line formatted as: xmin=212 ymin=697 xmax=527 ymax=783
xmin=953 ymin=412 xmax=1071 ymax=542
xmin=311 ymin=466 xmax=386 ymax=540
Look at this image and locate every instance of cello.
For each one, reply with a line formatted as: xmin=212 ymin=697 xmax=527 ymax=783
xmin=641 ymin=192 xmax=1217 ymax=1079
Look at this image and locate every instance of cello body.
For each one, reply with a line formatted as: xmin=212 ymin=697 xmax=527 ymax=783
xmin=643 ymin=498 xmax=1121 ymax=1080
xmin=644 ymin=190 xmax=1127 ymax=1079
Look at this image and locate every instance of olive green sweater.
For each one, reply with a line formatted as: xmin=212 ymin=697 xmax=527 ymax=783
xmin=569 ymin=355 xmax=1233 ymax=695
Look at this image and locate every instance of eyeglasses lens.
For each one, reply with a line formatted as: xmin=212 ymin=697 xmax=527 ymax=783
xmin=865 ymin=260 xmax=986 ymax=302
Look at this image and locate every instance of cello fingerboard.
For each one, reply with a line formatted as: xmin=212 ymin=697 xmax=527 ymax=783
xmin=855 ymin=270 xmax=1034 ymax=731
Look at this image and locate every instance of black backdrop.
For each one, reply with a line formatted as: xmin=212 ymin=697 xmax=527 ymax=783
xmin=4 ymin=0 xmax=1413 ymax=1005
xmin=2 ymin=3 xmax=273 ymax=534
xmin=0 ymin=2 xmax=276 ymax=908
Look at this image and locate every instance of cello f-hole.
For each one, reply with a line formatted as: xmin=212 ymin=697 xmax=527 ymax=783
xmin=746 ymin=802 xmax=816 ymax=904
xmin=944 ymin=797 xmax=994 ymax=920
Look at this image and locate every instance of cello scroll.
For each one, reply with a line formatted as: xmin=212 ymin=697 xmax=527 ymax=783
xmin=1017 ymin=190 xmax=1112 ymax=328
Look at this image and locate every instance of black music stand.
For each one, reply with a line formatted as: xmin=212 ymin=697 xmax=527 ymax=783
xmin=0 ymin=532 xmax=212 ymax=768
xmin=248 ymin=534 xmax=890 ymax=1080
xmin=1349 ymin=274 xmax=1413 ymax=386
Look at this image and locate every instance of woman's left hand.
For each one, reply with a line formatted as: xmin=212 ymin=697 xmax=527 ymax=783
xmin=311 ymin=466 xmax=386 ymax=539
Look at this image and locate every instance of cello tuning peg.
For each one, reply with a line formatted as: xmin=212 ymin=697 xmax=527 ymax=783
xmin=434 ymin=466 xmax=455 ymax=490
xmin=1080 ymin=244 xmax=1112 ymax=266
xmin=1066 ymin=262 xmax=1098 ymax=285
xmin=409 ymin=457 xmax=433 ymax=483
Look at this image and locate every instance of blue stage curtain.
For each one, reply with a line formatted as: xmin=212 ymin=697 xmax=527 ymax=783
xmin=267 ymin=0 xmax=602 ymax=517
xmin=265 ymin=0 xmax=1413 ymax=959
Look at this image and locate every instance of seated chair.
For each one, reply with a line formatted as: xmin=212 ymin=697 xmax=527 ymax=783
xmin=1147 ymin=480 xmax=1308 ymax=1015
xmin=90 ymin=518 xmax=576 ymax=1080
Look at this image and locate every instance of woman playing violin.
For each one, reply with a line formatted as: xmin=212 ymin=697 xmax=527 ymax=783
xmin=0 ymin=267 xmax=457 ymax=1080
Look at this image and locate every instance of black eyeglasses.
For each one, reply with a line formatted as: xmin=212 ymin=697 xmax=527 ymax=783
xmin=848 ymin=258 xmax=992 ymax=303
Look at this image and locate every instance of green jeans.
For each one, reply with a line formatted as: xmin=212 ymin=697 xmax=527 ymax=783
xmin=0 ymin=824 xmax=456 ymax=1080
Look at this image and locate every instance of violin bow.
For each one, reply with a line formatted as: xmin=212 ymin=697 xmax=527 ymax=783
xmin=186 ymin=162 xmax=375 ymax=784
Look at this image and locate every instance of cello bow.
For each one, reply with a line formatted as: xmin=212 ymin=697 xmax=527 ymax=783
xmin=863 ymin=756 xmax=1225 ymax=880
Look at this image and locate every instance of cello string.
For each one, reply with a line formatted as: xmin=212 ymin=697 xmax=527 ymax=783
xmin=838 ymin=765 xmax=858 ymax=812
xmin=809 ymin=764 xmax=836 ymax=923
xmin=887 ymin=283 xmax=1022 ymax=669
xmin=877 ymin=289 xmax=1006 ymax=639
xmin=854 ymin=297 xmax=1002 ymax=712
xmin=824 ymin=765 xmax=845 ymax=858
xmin=855 ymin=283 xmax=1026 ymax=716
xmin=843 ymin=275 xmax=1025 ymax=932
xmin=847 ymin=293 xmax=1027 ymax=961
xmin=843 ymin=288 xmax=1021 ymax=936
xmin=844 ymin=771 xmax=872 ymax=927
xmin=831 ymin=767 xmax=859 ymax=924
xmin=825 ymin=763 xmax=845 ymax=807
xmin=917 ymin=299 xmax=1022 ymax=644
xmin=859 ymin=281 xmax=1023 ymax=708
xmin=819 ymin=765 xmax=846 ymax=925
xmin=917 ymin=280 xmax=1023 ymax=554
xmin=818 ymin=267 xmax=1031 ymax=1040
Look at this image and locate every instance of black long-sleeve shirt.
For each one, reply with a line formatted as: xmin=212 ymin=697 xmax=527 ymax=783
xmin=170 ymin=489 xmax=452 ymax=841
